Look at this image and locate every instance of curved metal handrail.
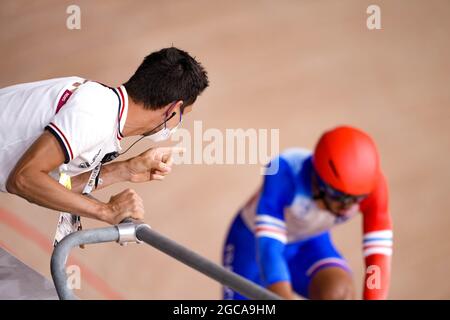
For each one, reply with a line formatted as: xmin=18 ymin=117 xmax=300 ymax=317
xmin=50 ymin=220 xmax=281 ymax=300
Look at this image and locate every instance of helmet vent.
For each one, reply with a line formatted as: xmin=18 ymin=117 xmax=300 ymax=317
xmin=328 ymin=159 xmax=340 ymax=180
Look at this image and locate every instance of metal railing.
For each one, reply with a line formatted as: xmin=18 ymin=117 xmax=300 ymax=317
xmin=50 ymin=219 xmax=281 ymax=300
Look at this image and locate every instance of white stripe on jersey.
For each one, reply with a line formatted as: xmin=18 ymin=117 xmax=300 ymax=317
xmin=255 ymin=214 xmax=286 ymax=229
xmin=363 ymin=239 xmax=393 ymax=247
xmin=306 ymin=257 xmax=350 ymax=276
xmin=364 ymin=247 xmax=393 ymax=257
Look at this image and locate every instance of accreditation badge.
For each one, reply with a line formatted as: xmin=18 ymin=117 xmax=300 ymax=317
xmin=53 ymin=171 xmax=83 ymax=247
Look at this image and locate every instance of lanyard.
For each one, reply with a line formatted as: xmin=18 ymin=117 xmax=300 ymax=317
xmin=82 ymin=163 xmax=102 ymax=195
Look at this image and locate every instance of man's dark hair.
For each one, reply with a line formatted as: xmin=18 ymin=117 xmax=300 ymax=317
xmin=124 ymin=47 xmax=209 ymax=110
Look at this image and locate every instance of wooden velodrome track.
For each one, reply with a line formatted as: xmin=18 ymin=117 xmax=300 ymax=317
xmin=0 ymin=0 xmax=449 ymax=299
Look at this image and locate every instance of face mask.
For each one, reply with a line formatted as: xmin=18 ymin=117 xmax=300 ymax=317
xmin=144 ymin=121 xmax=182 ymax=142
xmin=117 ymin=106 xmax=184 ymax=157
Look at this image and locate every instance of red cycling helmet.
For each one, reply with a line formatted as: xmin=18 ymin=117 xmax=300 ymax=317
xmin=313 ymin=126 xmax=380 ymax=196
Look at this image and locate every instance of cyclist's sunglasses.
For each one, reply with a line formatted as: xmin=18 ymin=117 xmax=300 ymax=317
xmin=315 ymin=172 xmax=368 ymax=205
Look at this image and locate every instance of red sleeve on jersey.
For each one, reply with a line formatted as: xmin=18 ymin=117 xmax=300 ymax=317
xmin=359 ymin=172 xmax=393 ymax=300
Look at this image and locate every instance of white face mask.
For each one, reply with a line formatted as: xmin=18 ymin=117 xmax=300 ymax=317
xmin=144 ymin=120 xmax=182 ymax=142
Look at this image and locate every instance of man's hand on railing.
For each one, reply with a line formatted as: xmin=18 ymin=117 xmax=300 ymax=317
xmin=102 ymin=188 xmax=145 ymax=225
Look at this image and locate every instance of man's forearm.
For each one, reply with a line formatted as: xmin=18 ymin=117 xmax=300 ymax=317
xmin=7 ymin=170 xmax=112 ymax=222
xmin=71 ymin=161 xmax=130 ymax=193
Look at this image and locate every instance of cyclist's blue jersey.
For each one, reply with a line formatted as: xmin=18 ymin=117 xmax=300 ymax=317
xmin=240 ymin=148 xmax=360 ymax=244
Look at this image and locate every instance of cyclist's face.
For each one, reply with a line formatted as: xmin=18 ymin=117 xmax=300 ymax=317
xmin=322 ymin=196 xmax=356 ymax=217
xmin=312 ymin=172 xmax=364 ymax=217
